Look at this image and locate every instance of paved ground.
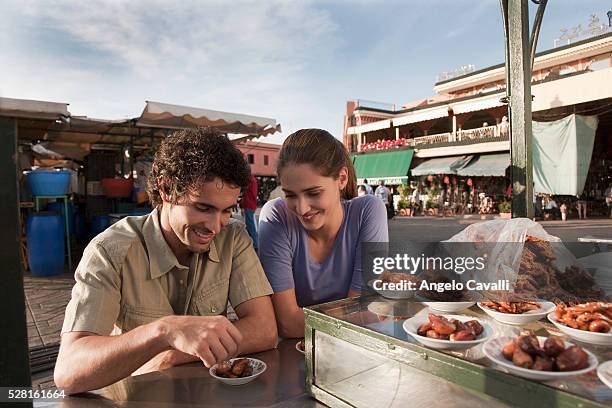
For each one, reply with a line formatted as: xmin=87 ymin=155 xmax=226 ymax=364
xmin=24 ymin=215 xmax=612 ymax=389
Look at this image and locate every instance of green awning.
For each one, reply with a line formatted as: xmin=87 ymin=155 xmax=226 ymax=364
xmin=455 ymin=153 xmax=509 ymax=176
xmin=410 ymin=155 xmax=472 ymax=176
xmin=353 ymin=149 xmax=414 ymax=185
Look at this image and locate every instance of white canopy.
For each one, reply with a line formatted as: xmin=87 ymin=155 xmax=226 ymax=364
xmin=137 ymin=101 xmax=281 ymax=136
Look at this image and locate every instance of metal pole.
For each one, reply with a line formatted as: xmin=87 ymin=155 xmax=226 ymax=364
xmin=0 ymin=117 xmax=32 ymax=396
xmin=500 ymin=0 xmax=539 ymax=218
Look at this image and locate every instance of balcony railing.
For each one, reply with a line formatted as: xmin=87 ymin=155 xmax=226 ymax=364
xmin=357 ymin=125 xmax=508 ymax=153
xmin=412 ymin=132 xmax=452 ymax=146
xmin=457 ymin=125 xmax=500 ymax=142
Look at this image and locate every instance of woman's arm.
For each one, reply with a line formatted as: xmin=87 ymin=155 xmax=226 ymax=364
xmin=270 ymin=289 xmax=305 ymax=338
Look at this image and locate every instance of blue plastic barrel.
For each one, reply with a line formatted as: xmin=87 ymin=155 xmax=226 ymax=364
xmin=46 ymin=201 xmax=75 ymax=235
xmin=26 ymin=170 xmax=71 ymax=196
xmin=91 ymin=215 xmax=110 ymax=237
xmin=27 ymin=213 xmax=65 ymax=276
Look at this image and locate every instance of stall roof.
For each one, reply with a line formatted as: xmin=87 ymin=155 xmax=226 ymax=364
xmin=1 ymin=97 xmax=281 ymax=145
xmin=137 ymin=101 xmax=281 ymax=136
xmin=353 ymin=149 xmax=414 ymax=184
xmin=455 ymin=153 xmax=509 ymax=177
xmin=410 ymin=155 xmax=472 ymax=176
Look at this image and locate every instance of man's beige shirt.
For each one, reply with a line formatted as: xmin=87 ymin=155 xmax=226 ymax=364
xmin=62 ymin=208 xmax=272 ymax=335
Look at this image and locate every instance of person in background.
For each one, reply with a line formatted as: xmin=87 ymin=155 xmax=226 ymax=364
xmin=375 ymin=180 xmax=390 ymax=205
xmin=241 ymin=173 xmax=259 ymax=251
xmin=605 ymin=184 xmax=612 ymax=218
xmin=560 ymin=202 xmax=568 ymax=221
xmin=357 ymin=185 xmax=367 ymax=197
xmin=258 ymin=129 xmax=388 ymax=338
xmin=54 ymin=128 xmax=276 ymax=394
xmin=576 ymin=192 xmax=588 ymax=219
xmin=363 ymin=179 xmax=373 ymax=195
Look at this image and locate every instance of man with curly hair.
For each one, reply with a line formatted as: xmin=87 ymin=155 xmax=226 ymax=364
xmin=55 ymin=127 xmax=277 ymax=394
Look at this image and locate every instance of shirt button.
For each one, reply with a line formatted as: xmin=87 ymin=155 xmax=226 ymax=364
xmin=179 ymin=279 xmax=184 ymax=285
xmin=211 ymin=307 xmax=217 ymax=313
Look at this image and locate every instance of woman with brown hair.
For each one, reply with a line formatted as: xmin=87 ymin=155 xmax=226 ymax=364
xmin=258 ymin=129 xmax=388 ymax=338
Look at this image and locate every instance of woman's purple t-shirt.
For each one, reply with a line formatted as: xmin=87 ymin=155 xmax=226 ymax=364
xmin=258 ymin=195 xmax=388 ymax=307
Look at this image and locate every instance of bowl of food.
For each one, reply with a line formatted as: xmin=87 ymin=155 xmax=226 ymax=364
xmin=547 ymin=302 xmax=612 ymax=346
xmin=403 ymin=313 xmax=492 ymax=350
xmin=483 ymin=332 xmax=598 ymax=380
xmin=478 ymin=300 xmax=556 ymax=325
xmin=597 ymin=360 xmax=612 ymax=389
xmin=209 ymin=358 xmax=267 ymax=386
xmin=420 ymin=301 xmax=477 ymax=313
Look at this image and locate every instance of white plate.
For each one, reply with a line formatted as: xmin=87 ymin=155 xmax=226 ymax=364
xmin=478 ymin=301 xmax=556 ymax=325
xmin=547 ymin=312 xmax=612 ymax=346
xmin=597 ymin=361 xmax=612 ymax=388
xmin=209 ymin=358 xmax=267 ymax=386
xmin=403 ymin=314 xmax=492 ymax=350
xmin=483 ymin=336 xmax=598 ymax=381
xmin=368 ymin=279 xmax=414 ymax=299
xmin=295 ymin=340 xmax=305 ymax=354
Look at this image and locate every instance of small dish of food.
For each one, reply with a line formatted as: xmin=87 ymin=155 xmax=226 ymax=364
xmin=478 ymin=300 xmax=556 ymax=325
xmin=209 ymin=358 xmax=267 ymax=386
xmin=403 ymin=313 xmax=492 ymax=350
xmin=483 ymin=331 xmax=598 ymax=381
xmin=547 ymin=302 xmax=612 ymax=346
xmin=597 ymin=360 xmax=612 ymax=389
xmin=296 ymin=339 xmax=305 ymax=354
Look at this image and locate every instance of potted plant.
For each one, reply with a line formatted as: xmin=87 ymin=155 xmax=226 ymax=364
xmin=397 ymin=199 xmax=410 ymax=216
xmin=498 ymin=201 xmax=512 ymax=219
xmin=426 ymin=199 xmax=439 ymax=216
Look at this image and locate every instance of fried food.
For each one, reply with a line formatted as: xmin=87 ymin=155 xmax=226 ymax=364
xmin=481 ymin=301 xmax=541 ymax=314
xmin=515 ymin=236 xmax=608 ymax=303
xmin=215 ymin=358 xmax=253 ymax=378
xmin=555 ymin=346 xmax=589 ymax=372
xmin=418 ymin=314 xmax=483 ymax=341
xmin=500 ymin=335 xmax=590 ymax=372
xmin=554 ymin=302 xmax=612 ymax=333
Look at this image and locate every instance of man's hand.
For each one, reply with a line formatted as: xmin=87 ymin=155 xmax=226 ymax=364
xmin=159 ymin=315 xmax=243 ymax=367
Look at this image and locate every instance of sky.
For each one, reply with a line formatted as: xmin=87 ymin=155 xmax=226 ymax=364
xmin=0 ymin=0 xmax=609 ymax=144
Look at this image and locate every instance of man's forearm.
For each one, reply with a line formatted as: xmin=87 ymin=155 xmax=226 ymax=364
xmin=55 ymin=321 xmax=169 ymax=394
xmin=233 ymin=317 xmax=278 ymax=354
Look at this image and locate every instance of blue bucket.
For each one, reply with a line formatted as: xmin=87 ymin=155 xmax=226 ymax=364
xmin=27 ymin=170 xmax=71 ymax=196
xmin=27 ymin=213 xmax=65 ymax=276
xmin=47 ymin=201 xmax=75 ymax=235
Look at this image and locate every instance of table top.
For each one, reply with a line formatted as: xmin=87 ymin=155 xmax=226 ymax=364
xmin=37 ymin=339 xmax=324 ymax=408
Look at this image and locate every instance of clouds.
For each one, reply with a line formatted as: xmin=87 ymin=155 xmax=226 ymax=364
xmin=0 ymin=0 xmax=342 ymax=142
xmin=0 ymin=1 xmax=606 ymax=144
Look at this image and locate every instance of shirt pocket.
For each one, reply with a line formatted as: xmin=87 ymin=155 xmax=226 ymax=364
xmin=191 ymin=280 xmax=229 ymax=316
xmin=121 ymin=304 xmax=171 ymax=332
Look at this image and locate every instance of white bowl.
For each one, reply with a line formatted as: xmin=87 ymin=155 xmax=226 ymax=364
xmin=209 ymin=358 xmax=267 ymax=386
xmin=421 ymin=301 xmax=476 ymax=313
xmin=597 ymin=360 xmax=612 ymax=389
xmin=295 ymin=340 xmax=305 ymax=354
xmin=547 ymin=312 xmax=612 ymax=346
xmin=403 ymin=314 xmax=492 ymax=350
xmin=368 ymin=279 xmax=414 ymax=300
xmin=483 ymin=336 xmax=598 ymax=381
xmin=478 ymin=301 xmax=556 ymax=325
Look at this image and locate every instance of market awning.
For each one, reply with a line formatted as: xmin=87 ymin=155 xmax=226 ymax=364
xmin=137 ymin=101 xmax=281 ymax=136
xmin=347 ymin=119 xmax=392 ymax=135
xmin=455 ymin=153 xmax=510 ymax=176
xmin=353 ymin=149 xmax=414 ymax=184
xmin=410 ymin=155 xmax=472 ymax=176
xmin=393 ymin=106 xmax=450 ymax=127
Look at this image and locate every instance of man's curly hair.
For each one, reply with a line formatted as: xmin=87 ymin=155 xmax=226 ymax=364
xmin=147 ymin=127 xmax=251 ymax=207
